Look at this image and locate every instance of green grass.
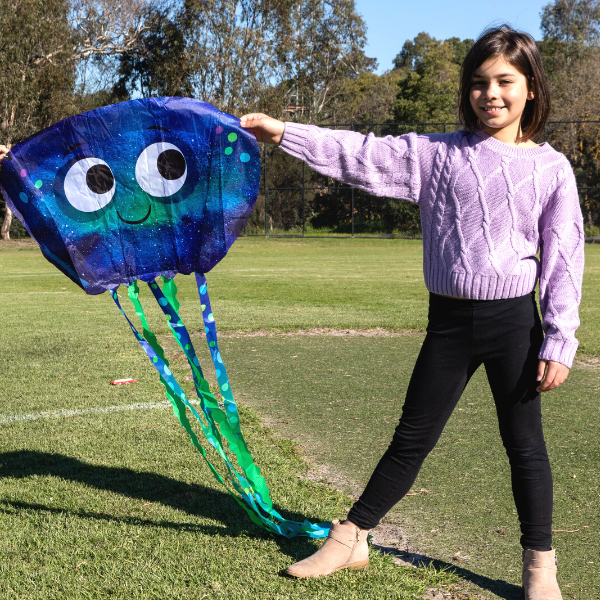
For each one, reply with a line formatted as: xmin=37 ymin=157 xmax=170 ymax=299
xmin=216 ymin=334 xmax=599 ymax=600
xmin=1 ymin=407 xmax=460 ymax=599
xmin=0 ymin=238 xmax=599 ymax=599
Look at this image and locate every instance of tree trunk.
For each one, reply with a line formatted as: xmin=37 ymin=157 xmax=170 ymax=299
xmin=1 ymin=206 xmax=12 ymax=240
xmin=1 ymin=143 xmax=12 ymax=240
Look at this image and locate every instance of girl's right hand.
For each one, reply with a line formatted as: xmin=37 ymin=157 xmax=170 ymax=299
xmin=0 ymin=145 xmax=9 ymax=160
xmin=239 ymin=113 xmax=285 ymax=145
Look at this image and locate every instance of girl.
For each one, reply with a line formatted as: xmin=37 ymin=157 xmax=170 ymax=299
xmin=240 ymin=25 xmax=583 ymax=600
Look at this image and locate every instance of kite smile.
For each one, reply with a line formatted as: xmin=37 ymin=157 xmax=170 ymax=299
xmin=117 ymin=205 xmax=152 ymax=224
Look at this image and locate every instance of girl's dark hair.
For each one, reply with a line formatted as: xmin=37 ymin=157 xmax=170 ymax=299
xmin=458 ymin=24 xmax=551 ymax=142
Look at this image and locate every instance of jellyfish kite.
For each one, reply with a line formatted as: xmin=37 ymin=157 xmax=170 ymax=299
xmin=0 ymin=97 xmax=329 ymax=538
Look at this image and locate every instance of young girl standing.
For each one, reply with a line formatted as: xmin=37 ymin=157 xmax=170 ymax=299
xmin=241 ymin=25 xmax=583 ymax=600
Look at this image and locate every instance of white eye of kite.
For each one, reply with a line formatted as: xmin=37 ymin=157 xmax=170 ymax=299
xmin=135 ymin=142 xmax=187 ymax=197
xmin=64 ymin=157 xmax=115 ymax=212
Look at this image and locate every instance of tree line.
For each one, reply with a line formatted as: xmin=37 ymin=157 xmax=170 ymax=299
xmin=1 ymin=0 xmax=599 ymax=237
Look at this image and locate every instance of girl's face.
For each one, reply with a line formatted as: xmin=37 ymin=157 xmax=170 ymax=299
xmin=469 ymin=55 xmax=535 ymax=140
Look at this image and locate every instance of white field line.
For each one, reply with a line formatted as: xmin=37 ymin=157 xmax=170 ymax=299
xmin=0 ymin=400 xmax=200 ymax=425
xmin=0 ymin=273 xmax=63 ymax=278
xmin=0 ymin=291 xmax=71 ymax=295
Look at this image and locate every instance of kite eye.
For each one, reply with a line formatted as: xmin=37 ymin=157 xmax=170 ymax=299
xmin=64 ymin=158 xmax=116 ymax=212
xmin=135 ymin=142 xmax=187 ymax=197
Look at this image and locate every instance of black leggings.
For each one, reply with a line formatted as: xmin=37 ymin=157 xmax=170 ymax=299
xmin=347 ymin=291 xmax=553 ymax=551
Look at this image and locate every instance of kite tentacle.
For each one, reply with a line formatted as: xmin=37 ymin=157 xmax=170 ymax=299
xmin=112 ymin=282 xmax=330 ymax=538
xmin=145 ymin=279 xmax=255 ymax=495
xmin=112 ymin=288 xmax=221 ymax=482
xmin=115 ymin=286 xmax=271 ymax=530
xmin=194 ymin=272 xmax=275 ymax=509
xmin=142 ymin=278 xmax=291 ymax=529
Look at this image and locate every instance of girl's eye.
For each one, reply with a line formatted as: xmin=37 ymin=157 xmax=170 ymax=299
xmin=64 ymin=157 xmax=115 ymax=212
xmin=135 ymin=142 xmax=187 ymax=197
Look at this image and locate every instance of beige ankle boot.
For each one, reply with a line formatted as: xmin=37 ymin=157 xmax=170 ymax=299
xmin=285 ymin=520 xmax=369 ymax=578
xmin=522 ymin=548 xmax=563 ymax=600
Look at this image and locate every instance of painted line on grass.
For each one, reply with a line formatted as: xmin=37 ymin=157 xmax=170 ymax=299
xmin=0 ymin=291 xmax=71 ymax=295
xmin=0 ymin=400 xmax=200 ymax=425
xmin=0 ymin=273 xmax=63 ymax=278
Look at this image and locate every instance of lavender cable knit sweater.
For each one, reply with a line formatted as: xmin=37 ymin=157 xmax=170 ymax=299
xmin=279 ymin=123 xmax=585 ymax=368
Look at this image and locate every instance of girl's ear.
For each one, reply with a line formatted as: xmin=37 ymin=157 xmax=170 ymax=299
xmin=527 ymin=77 xmax=535 ymax=101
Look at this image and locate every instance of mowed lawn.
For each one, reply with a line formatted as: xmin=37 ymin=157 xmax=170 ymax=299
xmin=0 ymin=238 xmax=598 ymax=600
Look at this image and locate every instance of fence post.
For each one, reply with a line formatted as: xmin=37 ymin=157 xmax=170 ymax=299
xmin=351 ymin=186 xmax=355 ymax=238
xmin=264 ymin=143 xmax=268 ymax=238
xmin=302 ymin=161 xmax=306 ymax=237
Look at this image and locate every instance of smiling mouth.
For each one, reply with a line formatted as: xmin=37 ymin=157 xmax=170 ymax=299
xmin=117 ymin=205 xmax=151 ymax=224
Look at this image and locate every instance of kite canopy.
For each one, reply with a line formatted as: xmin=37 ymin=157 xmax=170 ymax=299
xmin=0 ymin=98 xmax=330 ymax=538
xmin=0 ymin=97 xmax=260 ymax=294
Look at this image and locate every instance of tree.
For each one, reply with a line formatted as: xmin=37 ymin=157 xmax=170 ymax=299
xmin=112 ymin=6 xmax=193 ymax=98
xmin=540 ymin=0 xmax=600 ymax=233
xmin=0 ymin=0 xmax=162 ymax=238
xmin=540 ymin=0 xmax=600 ymax=121
xmin=392 ymin=33 xmax=473 ymax=126
xmin=0 ymin=0 xmax=77 ymax=238
xmin=280 ymin=0 xmax=376 ymax=122
xmin=325 ymin=71 xmax=402 ymax=124
xmin=180 ymin=0 xmax=294 ymax=113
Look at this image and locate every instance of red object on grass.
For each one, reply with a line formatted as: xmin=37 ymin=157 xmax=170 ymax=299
xmin=110 ymin=378 xmax=137 ymax=385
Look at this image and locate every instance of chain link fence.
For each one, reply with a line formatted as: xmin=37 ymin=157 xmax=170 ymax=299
xmin=242 ymin=120 xmax=600 ymax=242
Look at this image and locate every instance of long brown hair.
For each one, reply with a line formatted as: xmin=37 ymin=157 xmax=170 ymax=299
xmin=458 ymin=25 xmax=551 ymax=143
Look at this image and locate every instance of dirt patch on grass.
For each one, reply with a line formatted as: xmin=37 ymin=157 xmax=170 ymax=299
xmin=216 ymin=327 xmax=420 ymax=338
xmin=573 ymin=355 xmax=600 ymax=369
xmin=0 ymin=238 xmax=38 ymax=249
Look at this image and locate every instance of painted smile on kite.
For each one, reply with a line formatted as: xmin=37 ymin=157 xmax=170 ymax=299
xmin=117 ymin=205 xmax=152 ymax=224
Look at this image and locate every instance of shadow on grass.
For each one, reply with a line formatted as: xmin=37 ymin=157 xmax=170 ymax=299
xmin=0 ymin=449 xmax=320 ymax=560
xmin=1 ymin=450 xmax=522 ymax=598
xmin=372 ymin=542 xmax=523 ymax=600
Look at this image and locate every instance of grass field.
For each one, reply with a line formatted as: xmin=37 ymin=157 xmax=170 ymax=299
xmin=0 ymin=238 xmax=598 ymax=600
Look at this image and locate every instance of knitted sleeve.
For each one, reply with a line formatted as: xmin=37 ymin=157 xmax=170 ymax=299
xmin=538 ymin=160 xmax=585 ymax=368
xmin=278 ymin=122 xmax=422 ymax=202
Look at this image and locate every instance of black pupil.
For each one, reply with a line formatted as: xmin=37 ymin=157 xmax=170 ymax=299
xmin=157 ymin=149 xmax=186 ymax=180
xmin=86 ymin=164 xmax=114 ymax=195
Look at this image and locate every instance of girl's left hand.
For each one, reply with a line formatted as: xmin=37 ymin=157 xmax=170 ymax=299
xmin=536 ymin=360 xmax=569 ymax=392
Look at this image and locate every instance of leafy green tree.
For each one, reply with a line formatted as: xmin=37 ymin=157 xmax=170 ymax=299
xmin=392 ymin=33 xmax=473 ymax=126
xmin=540 ymin=0 xmax=600 ymax=233
xmin=280 ymin=0 xmax=376 ymax=122
xmin=113 ymin=7 xmax=193 ymax=98
xmin=0 ymin=0 xmax=76 ymax=144
xmin=323 ymin=70 xmax=402 ymax=124
xmin=0 ymin=0 xmax=77 ymax=238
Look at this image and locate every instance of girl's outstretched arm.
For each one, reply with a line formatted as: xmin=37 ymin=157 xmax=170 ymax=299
xmin=240 ymin=113 xmax=422 ymax=203
xmin=537 ymin=159 xmax=585 ymax=381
